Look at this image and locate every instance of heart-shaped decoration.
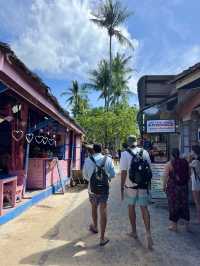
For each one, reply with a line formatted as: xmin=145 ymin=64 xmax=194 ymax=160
xmin=35 ymin=135 xmax=44 ymax=144
xmin=26 ymin=133 xmax=34 ymax=144
xmin=48 ymin=139 xmax=55 ymax=146
xmin=12 ymin=130 xmax=24 ymax=142
xmin=42 ymin=137 xmax=48 ymax=145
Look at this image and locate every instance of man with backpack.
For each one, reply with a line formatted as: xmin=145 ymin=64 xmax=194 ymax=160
xmin=120 ymin=135 xmax=153 ymax=249
xmin=83 ymin=143 xmax=116 ymax=246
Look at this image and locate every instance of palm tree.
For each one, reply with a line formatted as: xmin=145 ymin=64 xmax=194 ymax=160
xmin=91 ymin=0 xmax=133 ymax=109
xmin=87 ymin=54 xmax=133 ymax=108
xmin=111 ymin=53 xmax=133 ymax=105
xmin=87 ymin=60 xmax=110 ymax=109
xmin=61 ymin=80 xmax=88 ymax=117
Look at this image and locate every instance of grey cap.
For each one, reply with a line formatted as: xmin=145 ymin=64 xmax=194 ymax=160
xmin=127 ymin=135 xmax=137 ymax=147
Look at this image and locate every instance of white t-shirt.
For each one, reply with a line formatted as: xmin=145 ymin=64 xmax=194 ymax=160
xmin=190 ymin=159 xmax=200 ymax=191
xmin=120 ymin=147 xmax=151 ymax=188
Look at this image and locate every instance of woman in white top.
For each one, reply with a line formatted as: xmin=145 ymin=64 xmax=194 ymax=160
xmin=190 ymin=145 xmax=200 ymax=224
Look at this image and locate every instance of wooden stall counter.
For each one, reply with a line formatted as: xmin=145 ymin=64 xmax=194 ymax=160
xmin=27 ymin=158 xmax=68 ymax=190
xmin=0 ymin=175 xmax=17 ymax=216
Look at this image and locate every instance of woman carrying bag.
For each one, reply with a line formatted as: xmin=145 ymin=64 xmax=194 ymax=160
xmin=163 ymin=148 xmax=190 ymax=232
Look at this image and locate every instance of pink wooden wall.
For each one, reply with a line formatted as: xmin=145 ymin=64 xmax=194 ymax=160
xmin=27 ymin=159 xmax=68 ymax=189
xmin=27 ymin=159 xmax=45 ymax=189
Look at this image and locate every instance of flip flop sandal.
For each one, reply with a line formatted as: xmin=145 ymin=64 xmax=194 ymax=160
xmin=100 ymin=239 xmax=110 ymax=246
xmin=89 ymin=225 xmax=98 ymax=234
xmin=168 ymin=226 xmax=178 ymax=232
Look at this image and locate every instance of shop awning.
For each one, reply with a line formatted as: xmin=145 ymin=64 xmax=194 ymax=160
xmin=137 ymin=94 xmax=177 ymax=134
xmin=0 ymin=43 xmax=84 ymax=135
xmin=175 ymin=87 xmax=200 ymax=118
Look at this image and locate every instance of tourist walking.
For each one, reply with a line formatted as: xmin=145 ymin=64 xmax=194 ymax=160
xmin=190 ymin=145 xmax=200 ymax=224
xmin=83 ymin=143 xmax=116 ymax=246
xmin=163 ymin=148 xmax=190 ymax=231
xmin=120 ymin=135 xmax=153 ymax=249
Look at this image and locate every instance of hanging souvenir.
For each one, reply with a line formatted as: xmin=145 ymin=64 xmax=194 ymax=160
xmin=12 ymin=104 xmax=21 ymax=114
xmin=48 ymin=139 xmax=55 ymax=146
xmin=35 ymin=135 xmax=44 ymax=144
xmin=12 ymin=130 xmax=24 ymax=142
xmin=42 ymin=136 xmax=48 ymax=145
xmin=12 ymin=104 xmax=24 ymax=142
xmin=26 ymin=133 xmax=34 ymax=144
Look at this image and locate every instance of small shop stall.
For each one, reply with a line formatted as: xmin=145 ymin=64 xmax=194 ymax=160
xmin=0 ymin=42 xmax=84 ymax=216
xmin=143 ymin=119 xmax=178 ymax=199
xmin=137 ymin=75 xmax=179 ymax=199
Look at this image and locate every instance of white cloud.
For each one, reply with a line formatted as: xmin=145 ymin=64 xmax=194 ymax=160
xmin=0 ymin=0 xmax=138 ymax=82
xmin=178 ymin=45 xmax=200 ymax=71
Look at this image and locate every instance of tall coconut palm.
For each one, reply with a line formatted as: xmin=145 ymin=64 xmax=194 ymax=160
xmin=61 ymin=80 xmax=88 ymax=117
xmin=91 ymin=0 xmax=134 ymax=109
xmin=111 ymin=53 xmax=133 ymax=105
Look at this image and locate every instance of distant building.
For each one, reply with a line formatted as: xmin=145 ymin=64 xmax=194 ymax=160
xmin=137 ymin=63 xmax=200 ymax=159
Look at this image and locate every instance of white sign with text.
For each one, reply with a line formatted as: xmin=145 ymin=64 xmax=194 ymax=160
xmin=147 ymin=120 xmax=176 ymax=133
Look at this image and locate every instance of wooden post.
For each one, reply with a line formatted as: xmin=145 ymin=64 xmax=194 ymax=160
xmin=23 ymin=142 xmax=30 ymax=195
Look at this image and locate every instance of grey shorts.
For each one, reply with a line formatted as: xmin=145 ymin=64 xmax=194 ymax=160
xmin=89 ymin=193 xmax=109 ymax=206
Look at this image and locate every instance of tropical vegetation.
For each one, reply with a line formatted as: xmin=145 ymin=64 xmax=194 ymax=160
xmin=76 ymin=103 xmax=138 ymax=148
xmin=61 ymin=80 xmax=89 ymax=118
xmin=91 ymin=0 xmax=134 ymax=109
xmin=62 ymin=0 xmax=138 ymax=149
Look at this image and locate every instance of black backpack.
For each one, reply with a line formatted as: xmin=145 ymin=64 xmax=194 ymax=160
xmin=90 ymin=156 xmax=109 ymax=195
xmin=127 ymin=148 xmax=152 ymax=189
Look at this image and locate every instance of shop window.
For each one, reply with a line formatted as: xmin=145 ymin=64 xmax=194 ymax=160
xmin=147 ymin=134 xmax=169 ymax=163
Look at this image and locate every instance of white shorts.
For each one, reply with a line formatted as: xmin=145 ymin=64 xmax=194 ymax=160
xmin=125 ymin=187 xmax=150 ymax=206
xmin=192 ymin=176 xmax=200 ymax=191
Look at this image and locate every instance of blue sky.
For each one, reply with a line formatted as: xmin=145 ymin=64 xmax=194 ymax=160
xmin=0 ymin=0 xmax=200 ymax=109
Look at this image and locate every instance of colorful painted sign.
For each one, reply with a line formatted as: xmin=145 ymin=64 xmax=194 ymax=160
xmin=151 ymin=163 xmax=166 ymax=199
xmin=147 ymin=120 xmax=176 ymax=133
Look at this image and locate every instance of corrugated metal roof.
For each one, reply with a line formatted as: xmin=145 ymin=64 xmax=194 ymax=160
xmin=170 ymin=63 xmax=200 ymax=83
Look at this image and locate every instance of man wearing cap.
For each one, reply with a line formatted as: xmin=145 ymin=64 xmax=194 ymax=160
xmin=120 ymin=135 xmax=153 ymax=249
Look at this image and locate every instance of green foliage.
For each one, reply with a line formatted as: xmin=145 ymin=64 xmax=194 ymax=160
xmin=61 ymin=80 xmax=89 ymax=117
xmin=87 ymin=60 xmax=110 ymax=109
xmin=111 ymin=53 xmax=133 ymax=106
xmin=77 ymin=104 xmax=138 ymax=149
xmin=87 ymin=53 xmax=133 ymax=109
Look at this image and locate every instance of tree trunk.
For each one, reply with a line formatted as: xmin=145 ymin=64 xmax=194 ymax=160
xmin=104 ymin=96 xmax=107 ymax=110
xmin=108 ymin=34 xmax=112 ymax=112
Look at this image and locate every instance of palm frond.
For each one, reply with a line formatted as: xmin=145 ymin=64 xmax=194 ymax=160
xmin=60 ymin=91 xmax=72 ymax=97
xmin=113 ymin=29 xmax=134 ymax=49
xmin=90 ymin=18 xmax=105 ymax=28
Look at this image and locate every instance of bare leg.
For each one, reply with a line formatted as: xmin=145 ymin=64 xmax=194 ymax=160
xmin=140 ymin=206 xmax=153 ymax=249
xmin=168 ymin=221 xmax=178 ymax=231
xmin=193 ymin=191 xmax=200 ymax=223
xmin=99 ymin=202 xmax=107 ymax=241
xmin=91 ymin=203 xmax=98 ymax=231
xmin=128 ymin=205 xmax=137 ymax=237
